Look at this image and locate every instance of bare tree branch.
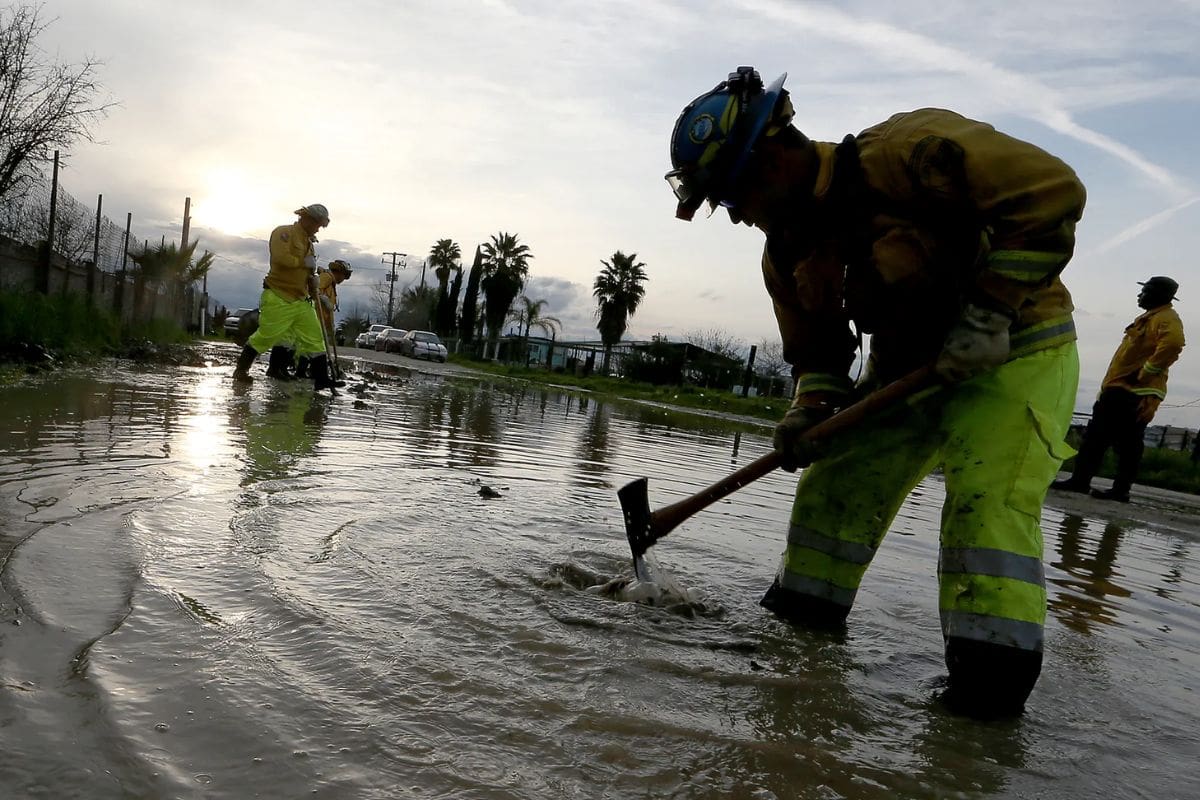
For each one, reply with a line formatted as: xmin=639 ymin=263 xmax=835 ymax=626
xmin=0 ymin=3 xmax=116 ymax=201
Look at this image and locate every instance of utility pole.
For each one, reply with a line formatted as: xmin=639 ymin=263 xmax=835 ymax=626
xmin=382 ymin=251 xmax=406 ymax=323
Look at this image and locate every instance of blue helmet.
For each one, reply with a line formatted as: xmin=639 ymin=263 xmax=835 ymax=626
xmin=666 ymin=67 xmax=790 ymax=220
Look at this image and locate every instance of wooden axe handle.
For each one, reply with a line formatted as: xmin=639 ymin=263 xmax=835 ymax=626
xmin=648 ymin=365 xmax=939 ymax=540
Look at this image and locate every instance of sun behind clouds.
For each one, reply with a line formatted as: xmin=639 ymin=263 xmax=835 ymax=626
xmin=194 ymin=170 xmax=273 ymax=237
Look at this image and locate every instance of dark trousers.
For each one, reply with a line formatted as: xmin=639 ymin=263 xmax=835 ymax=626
xmin=1070 ymin=389 xmax=1147 ymax=492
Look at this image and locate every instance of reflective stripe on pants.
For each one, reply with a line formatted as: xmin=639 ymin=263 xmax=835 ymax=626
xmin=772 ymin=343 xmax=1079 ymax=652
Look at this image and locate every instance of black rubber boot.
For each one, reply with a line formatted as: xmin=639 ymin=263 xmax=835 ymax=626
xmin=295 ymin=356 xmax=311 ymax=379
xmin=1050 ymin=477 xmax=1091 ymax=494
xmin=759 ymin=578 xmax=851 ymax=631
xmin=232 ymin=344 xmax=258 ymax=383
xmin=1090 ymin=486 xmax=1131 ymax=503
xmin=266 ymin=346 xmax=294 ymax=380
xmin=941 ymin=637 xmax=1042 ymax=720
xmin=311 ymin=355 xmax=345 ymax=391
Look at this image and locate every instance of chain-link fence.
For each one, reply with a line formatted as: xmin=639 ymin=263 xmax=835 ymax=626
xmin=0 ymin=174 xmax=145 ymax=272
xmin=0 ymin=161 xmax=201 ymax=330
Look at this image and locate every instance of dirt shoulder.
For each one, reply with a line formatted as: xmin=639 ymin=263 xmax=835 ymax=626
xmin=1044 ymin=475 xmax=1200 ymax=539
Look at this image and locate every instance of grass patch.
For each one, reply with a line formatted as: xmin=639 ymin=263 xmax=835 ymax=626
xmin=0 ymin=290 xmax=122 ymax=357
xmin=0 ymin=290 xmax=194 ymax=377
xmin=448 ymin=356 xmax=788 ymax=423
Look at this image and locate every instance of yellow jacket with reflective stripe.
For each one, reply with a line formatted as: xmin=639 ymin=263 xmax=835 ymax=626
xmin=266 ymin=221 xmax=316 ymax=302
xmin=762 ymin=108 xmax=1086 ymax=386
xmin=1101 ymin=304 xmax=1185 ymax=399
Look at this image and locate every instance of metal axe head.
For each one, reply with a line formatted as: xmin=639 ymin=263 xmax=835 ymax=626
xmin=618 ymin=477 xmax=656 ymax=562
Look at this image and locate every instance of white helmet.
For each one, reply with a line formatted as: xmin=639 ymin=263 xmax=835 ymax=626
xmin=294 ymin=203 xmax=330 ymax=226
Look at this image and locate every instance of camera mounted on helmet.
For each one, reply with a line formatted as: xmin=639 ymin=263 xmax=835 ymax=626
xmin=665 ymin=67 xmax=790 ymax=221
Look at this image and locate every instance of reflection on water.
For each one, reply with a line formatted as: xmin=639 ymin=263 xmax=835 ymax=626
xmin=0 ymin=350 xmax=1197 ymax=800
xmin=1049 ymin=515 xmax=1131 ymax=634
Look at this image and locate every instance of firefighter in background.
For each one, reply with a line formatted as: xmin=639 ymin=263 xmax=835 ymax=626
xmin=1052 ymin=276 xmax=1185 ymax=502
xmin=231 ymin=203 xmax=342 ymax=390
xmin=303 ymin=259 xmax=352 ymax=378
xmin=666 ymin=67 xmax=1086 ymax=718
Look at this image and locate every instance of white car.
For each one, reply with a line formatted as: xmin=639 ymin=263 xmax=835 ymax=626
xmin=361 ymin=324 xmax=389 ymax=348
xmin=399 ymin=330 xmax=449 ymax=362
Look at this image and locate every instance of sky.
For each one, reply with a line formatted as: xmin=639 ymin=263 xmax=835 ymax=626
xmin=25 ymin=0 xmax=1200 ymax=425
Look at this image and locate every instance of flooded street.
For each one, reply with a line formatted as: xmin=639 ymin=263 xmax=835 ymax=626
xmin=1 ymin=345 xmax=1197 ymax=799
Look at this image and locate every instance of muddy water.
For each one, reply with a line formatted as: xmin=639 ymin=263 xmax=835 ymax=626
xmin=0 ymin=347 xmax=1197 ymax=800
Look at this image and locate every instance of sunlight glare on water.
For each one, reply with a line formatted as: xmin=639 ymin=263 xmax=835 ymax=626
xmin=0 ymin=349 xmax=1197 ymax=799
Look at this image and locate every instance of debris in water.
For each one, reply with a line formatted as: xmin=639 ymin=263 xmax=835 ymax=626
xmin=478 ymin=485 xmax=503 ymax=498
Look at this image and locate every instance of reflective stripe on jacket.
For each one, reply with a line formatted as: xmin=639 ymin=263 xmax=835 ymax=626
xmin=1101 ymin=304 xmax=1185 ymax=399
xmin=266 ymin=221 xmax=316 ymax=302
xmin=763 ymin=108 xmax=1086 ymax=385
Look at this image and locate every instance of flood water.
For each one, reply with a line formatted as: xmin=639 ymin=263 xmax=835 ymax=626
xmin=1 ymin=345 xmax=1197 ymax=799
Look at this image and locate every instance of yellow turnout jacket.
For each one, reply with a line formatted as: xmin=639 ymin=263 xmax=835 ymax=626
xmin=266 ymin=221 xmax=317 ymax=302
xmin=763 ymin=108 xmax=1087 ymax=390
xmin=1101 ymin=304 xmax=1185 ymax=400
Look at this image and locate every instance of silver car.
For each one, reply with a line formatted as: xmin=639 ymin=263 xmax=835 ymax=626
xmin=399 ymin=330 xmax=448 ymax=362
xmin=361 ymin=324 xmax=389 ymax=348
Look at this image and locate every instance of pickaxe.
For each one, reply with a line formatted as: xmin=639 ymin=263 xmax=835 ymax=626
xmin=619 ymin=365 xmax=938 ymax=574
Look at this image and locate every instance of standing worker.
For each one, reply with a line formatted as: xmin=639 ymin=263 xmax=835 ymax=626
xmin=1052 ymin=277 xmax=1185 ymax=502
xmin=231 ymin=203 xmax=343 ymax=390
xmin=665 ymin=67 xmax=1086 ymax=718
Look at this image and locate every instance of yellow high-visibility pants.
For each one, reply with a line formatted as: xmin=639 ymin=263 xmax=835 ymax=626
xmin=772 ymin=343 xmax=1078 ymax=654
xmin=247 ymin=288 xmax=326 ymax=357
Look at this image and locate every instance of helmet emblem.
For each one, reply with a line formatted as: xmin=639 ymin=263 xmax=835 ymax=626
xmin=688 ymin=113 xmax=717 ymax=144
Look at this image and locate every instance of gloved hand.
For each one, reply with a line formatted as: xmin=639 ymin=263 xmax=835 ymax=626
xmin=1135 ymin=395 xmax=1161 ymax=425
xmin=773 ymin=395 xmax=839 ymax=472
xmin=935 ymin=303 xmax=1013 ymax=382
xmin=307 ymin=273 xmax=319 ymax=294
xmin=303 ymin=253 xmax=317 ymax=270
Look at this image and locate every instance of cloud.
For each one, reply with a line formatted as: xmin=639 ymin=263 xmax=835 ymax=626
xmin=734 ymin=0 xmax=1191 ymax=198
xmin=1088 ymin=196 xmax=1200 ymax=255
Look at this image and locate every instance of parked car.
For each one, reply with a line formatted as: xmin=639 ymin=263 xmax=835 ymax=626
xmin=355 ymin=332 xmax=369 ymax=348
xmin=224 ymin=308 xmax=258 ymax=341
xmin=399 ymin=330 xmax=448 ymax=362
xmin=361 ymin=323 xmax=389 ymax=349
xmin=375 ymin=328 xmax=408 ymax=353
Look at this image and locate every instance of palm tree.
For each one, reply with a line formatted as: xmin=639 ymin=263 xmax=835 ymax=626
xmin=480 ymin=231 xmax=533 ymax=359
xmin=593 ymin=250 xmax=647 ymax=373
xmin=428 ymin=238 xmax=461 ymax=337
xmin=128 ymin=240 xmax=214 ymax=323
xmin=509 ymin=295 xmax=562 ymax=367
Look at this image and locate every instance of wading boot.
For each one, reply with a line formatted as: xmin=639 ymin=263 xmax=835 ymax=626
xmin=1090 ymin=486 xmax=1131 ymax=503
xmin=231 ymin=344 xmax=258 ymax=383
xmin=311 ymin=354 xmax=345 ymax=391
xmin=265 ymin=346 xmax=294 ymax=380
xmin=941 ymin=637 xmax=1042 ymax=720
xmin=760 ymin=578 xmax=850 ymax=632
xmin=295 ymin=356 xmax=311 ymax=379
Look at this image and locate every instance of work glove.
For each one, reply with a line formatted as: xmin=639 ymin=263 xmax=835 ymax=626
xmin=1135 ymin=395 xmax=1161 ymax=425
xmin=306 ymin=273 xmax=319 ymax=294
xmin=935 ymin=303 xmax=1013 ymax=383
xmin=773 ymin=386 xmax=846 ymax=472
xmin=303 ymin=253 xmax=317 ymax=270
